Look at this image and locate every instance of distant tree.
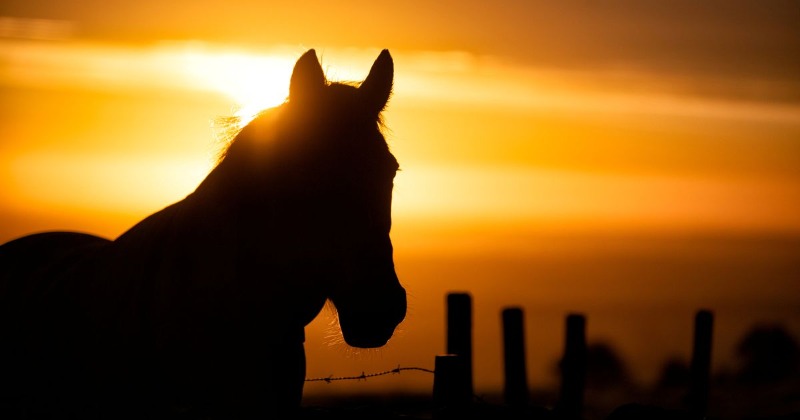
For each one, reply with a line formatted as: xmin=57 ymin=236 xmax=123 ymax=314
xmin=656 ymin=356 xmax=690 ymax=389
xmin=607 ymin=403 xmax=700 ymax=420
xmin=585 ymin=341 xmax=629 ymax=388
xmin=736 ymin=324 xmax=799 ymax=383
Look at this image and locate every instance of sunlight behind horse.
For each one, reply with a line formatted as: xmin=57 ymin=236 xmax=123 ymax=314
xmin=0 ymin=49 xmax=407 ymax=418
xmin=181 ymin=49 xmax=293 ymax=125
xmin=6 ymin=152 xmax=212 ymax=215
xmin=181 ymin=47 xmax=386 ymax=128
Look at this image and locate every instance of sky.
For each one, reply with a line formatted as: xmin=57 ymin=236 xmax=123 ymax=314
xmin=1 ymin=0 xmax=799 ymax=402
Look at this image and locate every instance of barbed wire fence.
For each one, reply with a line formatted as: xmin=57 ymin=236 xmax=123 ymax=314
xmin=304 ymin=363 xmax=491 ymax=408
xmin=304 ymin=365 xmax=435 ymax=383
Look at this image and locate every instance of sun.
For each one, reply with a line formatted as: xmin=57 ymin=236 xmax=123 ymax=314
xmin=179 ymin=47 xmax=381 ymax=128
xmin=181 ymin=49 xmax=296 ymax=126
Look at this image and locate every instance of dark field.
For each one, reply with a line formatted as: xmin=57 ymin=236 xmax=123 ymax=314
xmin=299 ymin=378 xmax=800 ymax=419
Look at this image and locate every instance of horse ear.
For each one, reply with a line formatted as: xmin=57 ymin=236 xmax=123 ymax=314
xmin=360 ymin=49 xmax=393 ymax=114
xmin=290 ymin=49 xmax=325 ymax=101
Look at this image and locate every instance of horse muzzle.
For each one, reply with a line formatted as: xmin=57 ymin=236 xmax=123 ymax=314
xmin=335 ymin=284 xmax=406 ymax=349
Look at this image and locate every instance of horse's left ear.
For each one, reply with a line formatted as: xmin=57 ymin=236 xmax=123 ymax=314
xmin=360 ymin=49 xmax=393 ymax=115
xmin=290 ymin=49 xmax=326 ymax=102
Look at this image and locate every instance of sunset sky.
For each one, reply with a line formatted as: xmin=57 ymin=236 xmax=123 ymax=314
xmin=1 ymin=0 xmax=799 ymax=401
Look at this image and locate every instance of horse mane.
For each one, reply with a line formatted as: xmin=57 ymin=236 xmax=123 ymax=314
xmin=212 ymin=114 xmax=245 ymax=162
xmin=211 ymin=109 xmax=269 ymax=166
xmin=211 ymin=78 xmax=390 ymax=168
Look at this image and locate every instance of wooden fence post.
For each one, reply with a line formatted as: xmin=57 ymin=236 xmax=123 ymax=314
xmin=433 ymin=292 xmax=474 ymax=418
xmin=687 ymin=309 xmax=713 ymax=417
xmin=556 ymin=313 xmax=586 ymax=420
xmin=446 ymin=292 xmax=473 ymax=397
xmin=502 ymin=307 xmax=529 ymax=408
xmin=433 ymin=354 xmax=471 ymax=412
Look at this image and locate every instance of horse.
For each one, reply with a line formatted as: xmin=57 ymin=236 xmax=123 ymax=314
xmin=0 ymin=49 xmax=407 ymax=419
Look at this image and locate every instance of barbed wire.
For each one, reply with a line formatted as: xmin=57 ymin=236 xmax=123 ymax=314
xmin=305 ymin=365 xmax=434 ymax=383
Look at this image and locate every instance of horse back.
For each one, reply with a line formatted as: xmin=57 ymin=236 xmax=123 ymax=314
xmin=1 ymin=231 xmax=110 ymax=268
xmin=1 ymin=231 xmax=111 ymax=341
xmin=0 ymin=232 xmax=111 ymax=416
xmin=1 ymin=231 xmax=111 ymax=300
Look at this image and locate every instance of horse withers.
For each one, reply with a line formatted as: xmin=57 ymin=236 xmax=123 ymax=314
xmin=0 ymin=49 xmax=406 ymax=418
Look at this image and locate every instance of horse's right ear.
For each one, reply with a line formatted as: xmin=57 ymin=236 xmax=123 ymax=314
xmin=289 ymin=49 xmax=326 ymax=102
xmin=360 ymin=49 xmax=393 ymax=115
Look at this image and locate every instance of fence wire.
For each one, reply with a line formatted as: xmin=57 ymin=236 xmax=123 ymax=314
xmin=305 ymin=366 xmax=434 ymax=383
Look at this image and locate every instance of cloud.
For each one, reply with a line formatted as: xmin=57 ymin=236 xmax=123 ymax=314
xmin=4 ymin=1 xmax=798 ymax=82
xmin=3 ymin=40 xmax=798 ymax=124
xmin=0 ymin=16 xmax=74 ymax=40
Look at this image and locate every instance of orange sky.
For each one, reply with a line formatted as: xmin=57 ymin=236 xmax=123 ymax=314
xmin=2 ymin=41 xmax=798 ymax=238
xmin=1 ymin=1 xmax=799 ymax=400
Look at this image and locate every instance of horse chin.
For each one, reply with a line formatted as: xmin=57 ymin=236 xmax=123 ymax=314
xmin=340 ymin=326 xmax=395 ymax=349
xmin=337 ymin=298 xmax=406 ymax=349
xmin=342 ymin=334 xmax=391 ymax=349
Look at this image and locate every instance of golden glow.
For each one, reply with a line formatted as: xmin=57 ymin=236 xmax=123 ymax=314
xmin=0 ymin=41 xmax=298 ymax=122
xmin=2 ymin=37 xmax=799 ymax=397
xmin=180 ymin=49 xmax=294 ymax=125
xmin=0 ymin=42 xmax=402 ymax=221
xmin=4 ymin=151 xmax=212 ymax=214
xmin=393 ymin=164 xmax=800 ymax=231
xmin=2 ymin=40 xmax=800 ymax=238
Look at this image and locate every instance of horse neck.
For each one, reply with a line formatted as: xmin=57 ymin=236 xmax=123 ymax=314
xmin=114 ymin=161 xmax=327 ymax=326
xmin=111 ymin=161 xmax=243 ymax=275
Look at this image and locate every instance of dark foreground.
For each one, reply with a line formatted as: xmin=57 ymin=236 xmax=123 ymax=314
xmin=299 ymin=381 xmax=800 ymax=420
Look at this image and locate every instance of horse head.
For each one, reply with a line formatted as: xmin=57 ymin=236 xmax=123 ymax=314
xmin=222 ymin=49 xmax=406 ymax=348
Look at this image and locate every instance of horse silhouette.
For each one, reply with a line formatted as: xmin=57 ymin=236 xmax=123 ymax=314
xmin=0 ymin=49 xmax=406 ymax=418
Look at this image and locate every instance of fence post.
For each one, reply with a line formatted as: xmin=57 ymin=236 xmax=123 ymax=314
xmin=556 ymin=313 xmax=586 ymax=420
xmin=502 ymin=307 xmax=529 ymax=408
xmin=446 ymin=292 xmax=473 ymax=397
xmin=433 ymin=354 xmax=471 ymax=413
xmin=687 ymin=309 xmax=713 ymax=417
